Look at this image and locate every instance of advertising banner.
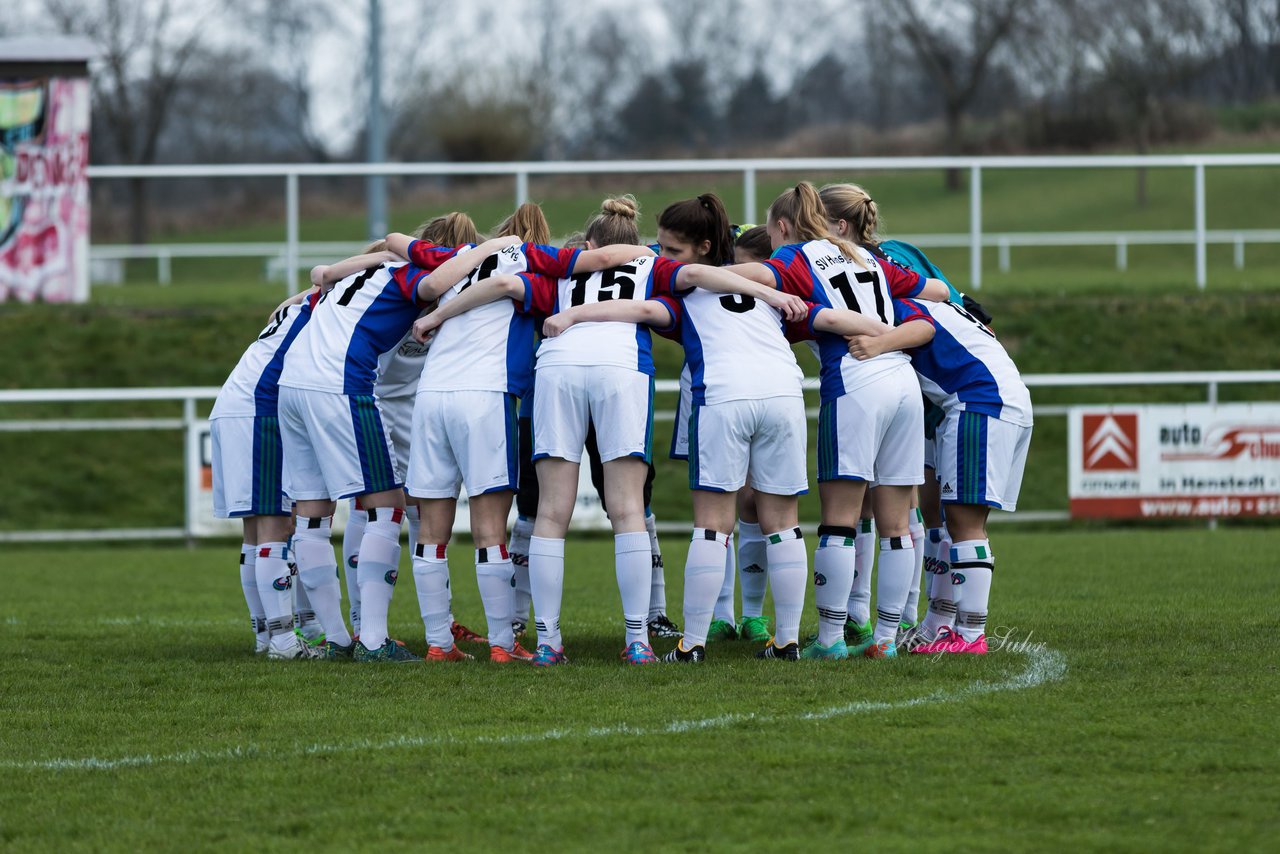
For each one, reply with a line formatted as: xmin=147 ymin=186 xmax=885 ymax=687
xmin=0 ymin=75 xmax=90 ymax=303
xmin=1068 ymin=404 xmax=1280 ymax=518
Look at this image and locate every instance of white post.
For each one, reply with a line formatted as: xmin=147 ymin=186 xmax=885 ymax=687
xmin=970 ymin=164 xmax=982 ymax=290
xmin=1234 ymin=234 xmax=1245 ymax=270
xmin=998 ymin=238 xmax=1010 ymax=273
xmin=158 ymin=249 xmax=171 ymax=285
xmin=516 ymin=170 xmax=529 ymax=207
xmin=286 ymin=172 xmax=299 ymax=298
xmin=1116 ymin=239 xmax=1128 ymax=272
xmin=183 ymin=396 xmax=198 ymax=545
xmin=743 ymin=168 xmax=757 ymax=225
xmin=1194 ymin=162 xmax=1206 ymax=290
xmin=1207 ymin=380 xmax=1219 ymax=405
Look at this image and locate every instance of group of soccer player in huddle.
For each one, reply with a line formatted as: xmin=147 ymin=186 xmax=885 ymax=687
xmin=210 ymin=179 xmax=1032 ymax=666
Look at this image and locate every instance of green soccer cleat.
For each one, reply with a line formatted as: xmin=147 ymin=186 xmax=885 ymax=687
xmin=353 ymin=638 xmax=422 ymax=663
xmin=844 ymin=618 xmax=873 ymax=646
xmin=706 ymin=619 xmax=738 ymax=641
xmin=737 ymin=615 xmax=771 ymax=643
xmin=800 ymin=638 xmax=850 ymax=660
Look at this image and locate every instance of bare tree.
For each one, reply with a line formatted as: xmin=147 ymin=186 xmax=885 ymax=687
xmin=883 ymin=0 xmax=1037 ymax=189
xmin=44 ymin=0 xmax=230 ymax=243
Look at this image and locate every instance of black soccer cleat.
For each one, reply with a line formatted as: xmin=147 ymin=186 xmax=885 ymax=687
xmin=661 ymin=641 xmax=705 ymax=663
xmin=755 ymin=640 xmax=800 ymax=661
xmin=647 ymin=614 xmax=682 ymax=638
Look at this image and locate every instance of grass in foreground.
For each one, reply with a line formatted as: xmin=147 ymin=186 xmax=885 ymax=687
xmin=0 ymin=529 xmax=1276 ymax=851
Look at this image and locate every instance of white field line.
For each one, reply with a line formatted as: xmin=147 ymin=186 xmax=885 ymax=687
xmin=1 ymin=646 xmax=1066 ymax=774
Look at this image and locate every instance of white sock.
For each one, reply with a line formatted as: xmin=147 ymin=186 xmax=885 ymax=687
xmin=921 ymin=528 xmax=955 ymax=638
xmin=342 ymin=501 xmax=367 ymax=633
xmin=765 ymin=527 xmax=807 ymax=646
xmin=681 ymin=529 xmax=731 ymax=648
xmin=873 ymin=535 xmax=914 ymax=643
xmin=293 ymin=572 xmax=322 ymax=641
xmin=412 ymin=543 xmax=454 ymax=649
xmin=510 ymin=515 xmax=534 ymax=623
xmin=645 ymin=512 xmax=668 ymax=618
xmin=615 ymin=530 xmax=651 ymax=646
xmin=529 ymin=536 xmax=565 ymax=649
xmin=903 ymin=511 xmax=926 ymax=626
xmin=847 ymin=517 xmax=876 ymax=626
xmin=476 ymin=545 xmax=516 ymax=650
xmin=813 ymin=528 xmax=857 ymax=647
xmin=355 ymin=507 xmax=404 ymax=649
xmin=293 ymin=516 xmax=352 ymax=647
xmin=713 ymin=531 xmax=736 ymax=623
xmin=952 ymin=539 xmax=994 ymax=642
xmin=736 ymin=520 xmax=768 ymax=618
xmin=255 ymin=541 xmax=295 ymax=651
xmin=240 ymin=544 xmax=267 ymax=645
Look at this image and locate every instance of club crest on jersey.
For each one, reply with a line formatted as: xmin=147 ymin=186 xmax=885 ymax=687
xmin=951 ymin=573 xmax=966 ymax=585
xmin=384 ymin=570 xmax=398 ymax=586
xmin=813 ymin=572 xmax=827 ymax=586
xmin=272 ymin=575 xmax=291 ymax=591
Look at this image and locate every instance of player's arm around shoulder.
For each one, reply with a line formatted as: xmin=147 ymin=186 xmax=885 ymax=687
xmin=846 ymin=301 xmax=936 ymax=361
xmin=410 ymin=273 xmax=528 ymax=343
xmin=542 ymin=298 xmax=675 ymax=338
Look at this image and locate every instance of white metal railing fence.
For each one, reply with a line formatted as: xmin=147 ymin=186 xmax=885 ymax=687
xmin=3 ymin=371 xmax=1279 ymax=543
xmin=86 ymin=153 xmax=1280 ymax=294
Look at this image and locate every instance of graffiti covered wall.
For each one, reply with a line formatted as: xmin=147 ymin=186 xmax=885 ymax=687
xmin=0 ymin=76 xmax=90 ymax=303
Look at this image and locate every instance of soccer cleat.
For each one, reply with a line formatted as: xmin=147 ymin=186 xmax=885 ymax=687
xmin=451 ymin=621 xmax=485 ymax=644
xmin=353 ymin=638 xmax=422 ymax=662
xmin=863 ymin=638 xmax=897 ymax=659
xmin=320 ymin=639 xmax=355 ymax=660
xmin=267 ymin=634 xmax=324 ymax=661
xmin=800 ymin=638 xmax=849 ymax=660
xmin=895 ymin=621 xmax=916 ymax=645
xmin=490 ymin=642 xmax=535 ymax=663
xmin=512 ymin=620 xmax=527 ymax=639
xmin=737 ymin=615 xmax=771 ymax=643
xmin=755 ymin=639 xmax=801 ymax=661
xmin=896 ymin=623 xmax=932 ymax=653
xmin=426 ymin=644 xmax=474 ymax=662
xmin=844 ymin=619 xmax=873 ymax=646
xmin=661 ymin=641 xmax=705 ymax=663
xmin=706 ymin=619 xmax=738 ymax=641
xmin=620 ymin=641 xmax=659 ymax=665
xmin=295 ymin=627 xmax=326 ymax=647
xmin=531 ymin=644 xmax=568 ymax=667
xmin=910 ymin=626 xmax=966 ymax=655
xmin=254 ymin=637 xmax=270 ymax=655
xmin=647 ymin=614 xmax=682 ymax=638
xmin=953 ymin=634 xmax=988 ymax=655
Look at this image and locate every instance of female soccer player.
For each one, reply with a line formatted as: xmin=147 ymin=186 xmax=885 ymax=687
xmin=727 ymin=182 xmax=949 ymax=660
xmin=403 ymin=203 xmax=555 ymax=663
xmin=210 ymin=249 xmax=395 ymax=660
xmin=413 ymin=195 xmax=805 ymax=665
xmin=276 ymin=225 xmax=519 ymax=662
xmin=844 ymin=296 xmax=1032 ymax=655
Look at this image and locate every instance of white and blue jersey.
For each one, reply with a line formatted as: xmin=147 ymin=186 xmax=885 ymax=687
xmin=528 ymin=254 xmax=684 ymax=376
xmin=904 ymin=299 xmax=1033 ymax=427
xmin=279 ymin=261 xmax=434 ymax=396
xmin=211 ymin=296 xmax=316 ymax=420
xmin=657 ymin=288 xmax=802 ymax=406
xmin=418 ymin=243 xmax=539 ymax=398
xmin=762 ymin=239 xmax=924 ymax=401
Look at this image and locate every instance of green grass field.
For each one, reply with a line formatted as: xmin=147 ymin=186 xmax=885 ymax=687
xmin=1 ymin=529 xmax=1276 ymax=850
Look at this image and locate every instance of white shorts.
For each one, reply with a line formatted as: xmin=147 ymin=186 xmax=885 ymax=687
xmin=817 ymin=362 xmax=924 ymax=486
xmin=210 ymin=416 xmax=289 ymax=518
xmin=533 ymin=365 xmax=653 ymax=464
xmin=924 ymin=434 xmax=938 ymax=472
xmin=407 ymin=390 xmax=519 ymax=499
xmin=689 ymin=397 xmax=808 ymax=495
xmin=670 ymin=368 xmax=693 ymax=461
xmin=380 ymin=393 xmax=414 ymax=474
xmin=936 ymin=410 xmax=1032 ymax=511
xmin=278 ymin=386 xmax=403 ymax=501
